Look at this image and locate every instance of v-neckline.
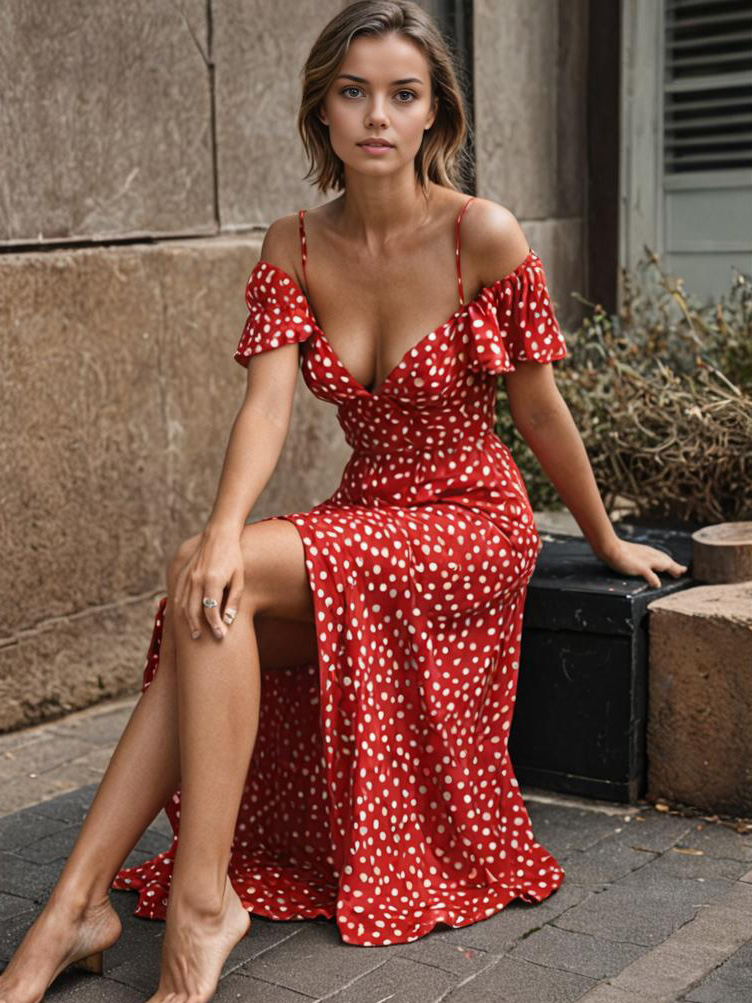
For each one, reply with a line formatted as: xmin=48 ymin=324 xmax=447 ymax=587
xmin=254 ymin=249 xmax=535 ymax=399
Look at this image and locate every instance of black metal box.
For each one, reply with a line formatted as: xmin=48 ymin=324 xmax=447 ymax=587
xmin=509 ymin=520 xmax=697 ymax=803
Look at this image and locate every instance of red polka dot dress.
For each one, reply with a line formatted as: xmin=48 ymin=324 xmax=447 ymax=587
xmin=112 ymin=196 xmax=569 ymax=946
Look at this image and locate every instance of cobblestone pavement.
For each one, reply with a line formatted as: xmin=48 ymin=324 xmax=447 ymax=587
xmin=1 ymin=696 xmax=751 ymax=1002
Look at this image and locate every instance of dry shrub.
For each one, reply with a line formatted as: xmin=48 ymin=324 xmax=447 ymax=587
xmin=495 ymin=248 xmax=752 ymax=523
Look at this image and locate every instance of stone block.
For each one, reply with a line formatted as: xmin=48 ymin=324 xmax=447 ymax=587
xmin=0 ymin=596 xmax=162 ymax=735
xmin=0 ymin=246 xmax=170 ymax=626
xmin=646 ymin=582 xmax=752 ymax=816
xmin=0 ymin=0 xmax=214 ymax=244
xmin=214 ymin=0 xmax=346 ymax=228
xmin=1 ymin=236 xmax=349 ymax=730
xmin=474 ymin=0 xmax=559 ymax=218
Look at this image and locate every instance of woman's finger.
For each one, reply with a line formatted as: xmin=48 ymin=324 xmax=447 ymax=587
xmin=201 ymin=574 xmax=226 ymax=640
xmin=223 ymin=569 xmax=244 ymax=626
xmin=186 ymin=570 xmax=205 ymax=640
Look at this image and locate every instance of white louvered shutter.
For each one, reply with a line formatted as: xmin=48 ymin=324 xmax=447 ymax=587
xmin=663 ymin=0 xmax=752 ymax=298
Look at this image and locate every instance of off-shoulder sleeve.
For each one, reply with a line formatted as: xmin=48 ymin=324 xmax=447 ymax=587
xmin=466 ymin=250 xmax=568 ymax=374
xmin=233 ymin=260 xmax=316 ymax=367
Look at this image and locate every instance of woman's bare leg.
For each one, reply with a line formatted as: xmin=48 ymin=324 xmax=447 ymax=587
xmin=147 ymin=518 xmax=314 ymax=1003
xmin=0 ymin=520 xmax=314 ymax=1003
xmin=0 ymin=588 xmax=185 ymax=1003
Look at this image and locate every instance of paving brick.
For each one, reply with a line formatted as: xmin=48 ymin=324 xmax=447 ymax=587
xmin=46 ymin=704 xmax=136 ymax=747
xmin=667 ymin=904 xmax=752 ymax=955
xmin=613 ymin=856 xmax=736 ymax=904
xmin=555 ymin=841 xmax=658 ymax=887
xmin=524 ymin=802 xmax=624 ymax=857
xmin=394 ymin=934 xmax=488 ymax=975
xmin=0 ymin=852 xmax=65 ymax=904
xmin=644 ymin=847 xmax=752 ymax=883
xmin=0 ymin=735 xmax=97 ymax=783
xmin=577 ymin=986 xmax=659 ymax=1002
xmin=0 ymin=775 xmax=92 ymax=816
xmin=610 ymin=940 xmax=738 ymax=999
xmin=22 ymin=784 xmax=99 ymax=824
xmin=715 ymin=879 xmax=752 ymax=913
xmin=444 ymin=954 xmax=595 ymax=1002
xmin=46 ymin=972 xmax=145 ymax=1001
xmin=0 ymin=904 xmax=42 ymax=963
xmin=0 ymin=811 xmax=69 ymax=852
xmin=236 ymin=919 xmax=400 ymax=997
xmin=424 ymin=898 xmax=565 ymax=953
xmin=0 ymin=892 xmax=36 ymax=921
xmin=606 ymin=809 xmax=697 ymax=853
xmin=508 ymin=924 xmax=645 ymax=979
xmin=0 ymin=730 xmax=56 ymax=758
xmin=316 ymin=954 xmax=457 ymax=1001
xmin=212 ymin=972 xmax=314 ymax=1000
xmin=672 ymin=823 xmax=752 ymax=864
xmin=533 ymin=881 xmax=593 ymax=919
xmin=685 ymin=988 xmax=751 ymax=1003
xmin=553 ymin=878 xmax=729 ymax=948
xmin=11 ymin=825 xmax=89 ymax=865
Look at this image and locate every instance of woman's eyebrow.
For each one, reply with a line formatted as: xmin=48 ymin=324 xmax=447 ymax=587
xmin=336 ymin=73 xmax=424 ymax=85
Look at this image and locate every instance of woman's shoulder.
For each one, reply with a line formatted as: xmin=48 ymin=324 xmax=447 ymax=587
xmin=461 ymin=196 xmax=532 ymax=290
xmin=257 ymin=211 xmax=306 ymax=290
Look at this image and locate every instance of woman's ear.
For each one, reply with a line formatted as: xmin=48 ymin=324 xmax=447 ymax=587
xmin=318 ymin=105 xmax=328 ymax=127
xmin=425 ymin=96 xmax=438 ymax=131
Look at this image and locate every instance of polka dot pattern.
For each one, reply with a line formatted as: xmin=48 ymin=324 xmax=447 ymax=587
xmin=112 ymin=199 xmax=567 ymax=946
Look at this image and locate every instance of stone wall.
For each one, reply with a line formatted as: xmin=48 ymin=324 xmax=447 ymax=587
xmin=0 ymin=0 xmax=589 ymax=732
xmin=474 ymin=0 xmax=589 ymax=329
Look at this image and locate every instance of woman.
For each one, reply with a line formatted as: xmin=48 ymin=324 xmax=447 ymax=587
xmin=0 ymin=3 xmax=687 ymax=1002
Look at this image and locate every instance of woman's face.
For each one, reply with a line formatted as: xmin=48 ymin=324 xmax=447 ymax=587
xmin=318 ymin=32 xmax=438 ymax=177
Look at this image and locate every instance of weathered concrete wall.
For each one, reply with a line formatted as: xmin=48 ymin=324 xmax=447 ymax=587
xmin=474 ymin=0 xmax=589 ymax=329
xmin=0 ymin=0 xmax=215 ymax=244
xmin=0 ymin=237 xmax=349 ymax=730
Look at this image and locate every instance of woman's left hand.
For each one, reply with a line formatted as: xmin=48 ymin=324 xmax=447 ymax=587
xmin=596 ymin=539 xmax=688 ymax=588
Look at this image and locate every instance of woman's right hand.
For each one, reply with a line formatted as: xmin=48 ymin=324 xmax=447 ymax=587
xmin=173 ymin=526 xmax=245 ymax=641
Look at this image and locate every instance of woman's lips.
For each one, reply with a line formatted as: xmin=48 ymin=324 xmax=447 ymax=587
xmin=358 ymin=142 xmax=394 ymax=155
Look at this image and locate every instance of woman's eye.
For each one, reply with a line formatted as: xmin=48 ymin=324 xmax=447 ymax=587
xmin=339 ymin=86 xmax=416 ymax=103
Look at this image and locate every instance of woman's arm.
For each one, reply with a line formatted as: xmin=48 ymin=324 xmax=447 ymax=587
xmin=175 ymin=218 xmax=305 ymax=641
xmin=464 ymin=199 xmax=687 ymax=588
xmin=504 ymin=363 xmax=687 ymax=587
xmin=207 ymin=217 xmax=302 ymax=535
xmin=205 ymin=345 xmax=300 ymax=537
xmin=504 ymin=363 xmax=619 ymax=556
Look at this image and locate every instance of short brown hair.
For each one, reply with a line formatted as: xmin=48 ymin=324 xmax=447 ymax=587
xmin=298 ymin=0 xmax=472 ymax=195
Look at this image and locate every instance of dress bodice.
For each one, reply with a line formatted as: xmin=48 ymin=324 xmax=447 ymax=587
xmin=234 ymin=230 xmax=568 ymax=457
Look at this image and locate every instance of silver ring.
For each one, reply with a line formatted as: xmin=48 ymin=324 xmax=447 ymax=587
xmin=202 ymin=597 xmax=219 ymax=608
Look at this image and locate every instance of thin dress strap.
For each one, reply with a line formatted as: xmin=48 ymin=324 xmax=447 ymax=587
xmin=455 ymin=196 xmax=475 ymax=306
xmin=298 ymin=208 xmax=309 ymax=293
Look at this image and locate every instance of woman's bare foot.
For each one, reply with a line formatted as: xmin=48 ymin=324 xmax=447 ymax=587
xmin=0 ymin=892 xmax=122 ymax=1003
xmin=146 ymin=875 xmax=251 ymax=1003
